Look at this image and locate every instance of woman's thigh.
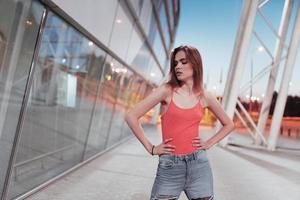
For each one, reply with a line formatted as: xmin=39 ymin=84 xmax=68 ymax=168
xmin=150 ymin=156 xmax=186 ymax=200
xmin=184 ymin=151 xmax=214 ymax=200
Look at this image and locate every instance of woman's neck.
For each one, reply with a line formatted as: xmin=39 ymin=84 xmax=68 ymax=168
xmin=180 ymin=83 xmax=193 ymax=96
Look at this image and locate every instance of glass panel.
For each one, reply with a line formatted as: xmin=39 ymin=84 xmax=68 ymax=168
xmin=127 ymin=76 xmax=144 ymax=109
xmin=147 ymin=57 xmax=163 ymax=85
xmin=174 ymin=0 xmax=180 ymax=26
xmin=0 ymin=0 xmax=44 ymax=198
xmin=159 ymin=3 xmax=170 ymax=48
xmin=139 ymin=81 xmax=154 ymax=123
xmin=52 ymin=0 xmax=118 ymax=45
xmin=129 ymin=0 xmax=143 ymax=16
xmin=83 ymin=56 xmax=134 ymax=159
xmin=139 ymin=0 xmax=153 ymax=35
xmin=105 ymin=60 xmax=134 ymax=147
xmin=167 ymin=0 xmax=174 ymax=31
xmin=153 ymin=23 xmax=166 ymax=68
xmin=126 ymin=25 xmax=151 ymax=77
xmin=147 ymin=13 xmax=166 ymax=69
xmin=153 ymin=0 xmax=163 ymax=10
xmin=8 ymin=11 xmax=106 ymax=199
xmin=151 ymin=1 xmax=169 ymax=66
xmin=109 ymin=1 xmax=134 ymax=60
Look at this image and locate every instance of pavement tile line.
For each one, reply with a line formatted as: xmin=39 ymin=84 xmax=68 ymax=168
xmin=24 ymin=125 xmax=300 ymax=200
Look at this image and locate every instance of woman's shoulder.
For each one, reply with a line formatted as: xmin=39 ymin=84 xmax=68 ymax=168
xmin=200 ymin=89 xmax=216 ymax=108
xmin=156 ymin=82 xmax=174 ymax=104
xmin=158 ymin=82 xmax=173 ymax=94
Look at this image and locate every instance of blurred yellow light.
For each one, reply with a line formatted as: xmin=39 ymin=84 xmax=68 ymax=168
xmin=105 ymin=74 xmax=111 ymax=80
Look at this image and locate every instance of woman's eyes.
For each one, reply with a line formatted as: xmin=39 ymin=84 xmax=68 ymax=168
xmin=174 ymin=60 xmax=188 ymax=65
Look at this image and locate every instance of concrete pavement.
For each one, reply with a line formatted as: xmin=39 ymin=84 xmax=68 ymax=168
xmin=26 ymin=124 xmax=300 ymax=200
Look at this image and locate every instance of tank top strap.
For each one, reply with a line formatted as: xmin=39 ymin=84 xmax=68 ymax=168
xmin=170 ymin=89 xmax=175 ymax=104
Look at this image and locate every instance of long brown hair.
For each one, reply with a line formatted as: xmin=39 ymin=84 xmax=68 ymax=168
xmin=166 ymin=45 xmax=204 ymax=97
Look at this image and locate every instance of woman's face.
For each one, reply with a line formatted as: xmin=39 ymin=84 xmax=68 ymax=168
xmin=174 ymin=50 xmax=194 ymax=81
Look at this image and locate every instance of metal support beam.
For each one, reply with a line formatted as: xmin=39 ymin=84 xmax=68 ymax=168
xmin=267 ymin=1 xmax=300 ymax=151
xmin=236 ymin=100 xmax=268 ymax=145
xmin=234 ymin=109 xmax=256 ymax=140
xmin=217 ymin=0 xmax=259 ymax=147
xmin=256 ymin=0 xmax=294 ymax=145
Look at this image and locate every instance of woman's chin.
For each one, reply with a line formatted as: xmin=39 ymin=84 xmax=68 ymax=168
xmin=177 ymin=76 xmax=185 ymax=80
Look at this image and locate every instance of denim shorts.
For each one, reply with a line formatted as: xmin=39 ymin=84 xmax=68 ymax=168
xmin=150 ymin=149 xmax=214 ymax=200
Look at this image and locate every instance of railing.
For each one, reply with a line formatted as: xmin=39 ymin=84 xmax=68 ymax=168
xmin=280 ymin=126 xmax=300 ymax=138
xmin=13 ymin=144 xmax=74 ymax=181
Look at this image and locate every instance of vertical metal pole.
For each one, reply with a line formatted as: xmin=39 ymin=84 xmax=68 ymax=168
xmin=250 ymin=57 xmax=253 ymax=113
xmin=255 ymin=0 xmax=294 ymax=145
xmin=217 ymin=0 xmax=259 ymax=146
xmin=267 ymin=1 xmax=300 ymax=151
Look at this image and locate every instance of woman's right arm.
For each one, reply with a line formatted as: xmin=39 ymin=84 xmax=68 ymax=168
xmin=124 ymin=83 xmax=174 ymax=155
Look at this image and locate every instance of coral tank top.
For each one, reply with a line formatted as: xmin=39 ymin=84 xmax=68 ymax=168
xmin=160 ymin=92 xmax=204 ymax=155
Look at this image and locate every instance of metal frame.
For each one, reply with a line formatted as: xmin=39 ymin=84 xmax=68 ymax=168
xmin=268 ymin=1 xmax=300 ymax=150
xmin=124 ymin=0 xmax=166 ymax=76
xmin=220 ymin=0 xmax=298 ymax=152
xmin=256 ymin=0 xmax=294 ymax=146
xmin=236 ymin=100 xmax=267 ymax=145
xmin=164 ymin=0 xmax=174 ymax=43
xmin=151 ymin=0 xmax=170 ymax=60
xmin=217 ymin=0 xmax=259 ymax=147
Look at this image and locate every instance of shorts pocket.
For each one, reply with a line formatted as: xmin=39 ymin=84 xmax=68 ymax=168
xmin=196 ymin=151 xmax=209 ymax=163
xmin=158 ymin=158 xmax=174 ymax=169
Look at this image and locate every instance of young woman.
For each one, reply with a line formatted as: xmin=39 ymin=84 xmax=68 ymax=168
xmin=125 ymin=45 xmax=235 ymax=200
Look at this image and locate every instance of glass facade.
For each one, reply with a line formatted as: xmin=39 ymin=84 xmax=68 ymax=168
xmin=0 ymin=0 xmax=45 ymax=199
xmin=0 ymin=0 xmax=179 ymax=199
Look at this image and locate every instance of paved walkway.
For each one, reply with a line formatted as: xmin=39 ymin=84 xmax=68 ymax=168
xmin=27 ymin=124 xmax=300 ymax=200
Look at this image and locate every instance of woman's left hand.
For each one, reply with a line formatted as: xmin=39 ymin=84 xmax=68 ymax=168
xmin=192 ymin=136 xmax=212 ymax=150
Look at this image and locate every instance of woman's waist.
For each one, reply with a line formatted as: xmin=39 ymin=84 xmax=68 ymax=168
xmin=165 ymin=144 xmax=198 ymax=155
xmin=159 ymin=148 xmax=207 ymax=159
xmin=162 ymin=129 xmax=199 ymax=139
xmin=161 ymin=125 xmax=199 ymax=134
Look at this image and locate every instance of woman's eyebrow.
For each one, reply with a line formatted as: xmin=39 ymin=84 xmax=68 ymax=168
xmin=174 ymin=58 xmax=187 ymax=62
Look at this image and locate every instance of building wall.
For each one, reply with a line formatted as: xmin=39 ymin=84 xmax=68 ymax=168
xmin=0 ymin=0 xmax=179 ymax=199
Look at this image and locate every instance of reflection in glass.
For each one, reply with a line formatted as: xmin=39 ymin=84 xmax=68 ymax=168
xmin=0 ymin=1 xmax=44 ymax=198
xmin=126 ymin=25 xmax=151 ymax=77
xmin=139 ymin=0 xmax=153 ymax=36
xmin=104 ymin=59 xmax=133 ymax=147
xmin=159 ymin=3 xmax=170 ymax=47
xmin=83 ymin=56 xmax=123 ymax=158
xmin=147 ymin=57 xmax=163 ymax=85
xmin=167 ymin=0 xmax=174 ymax=31
xmin=8 ymin=11 xmax=106 ymax=199
xmin=51 ymin=0 xmax=118 ymax=45
xmin=109 ymin=1 xmax=134 ymax=60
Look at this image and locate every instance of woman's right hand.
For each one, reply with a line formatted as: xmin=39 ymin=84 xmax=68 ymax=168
xmin=153 ymin=138 xmax=176 ymax=155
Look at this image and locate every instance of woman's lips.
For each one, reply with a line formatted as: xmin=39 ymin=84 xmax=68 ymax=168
xmin=176 ymin=72 xmax=183 ymax=76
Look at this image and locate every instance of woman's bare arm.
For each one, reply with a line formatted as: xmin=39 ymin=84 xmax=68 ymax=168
xmin=197 ymin=91 xmax=235 ymax=149
xmin=124 ymin=83 xmax=170 ymax=154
